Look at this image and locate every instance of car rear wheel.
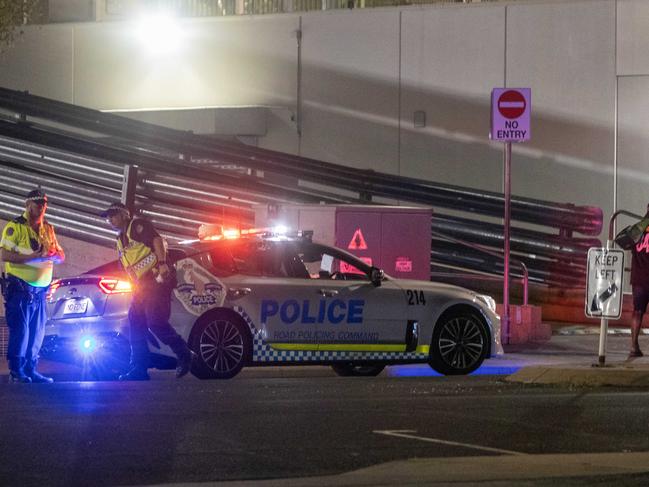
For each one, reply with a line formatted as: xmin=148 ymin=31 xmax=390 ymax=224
xmin=189 ymin=311 xmax=251 ymax=379
xmin=429 ymin=308 xmax=489 ymax=375
xmin=331 ymin=363 xmax=385 ymax=377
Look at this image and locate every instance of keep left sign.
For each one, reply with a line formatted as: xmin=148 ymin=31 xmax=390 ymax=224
xmin=490 ymin=88 xmax=531 ymax=142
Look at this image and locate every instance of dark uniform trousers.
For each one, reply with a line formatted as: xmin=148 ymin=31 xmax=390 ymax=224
xmin=128 ymin=277 xmax=189 ymax=369
xmin=5 ymin=275 xmax=48 ymax=368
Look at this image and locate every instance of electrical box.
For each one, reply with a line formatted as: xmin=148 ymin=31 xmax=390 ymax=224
xmin=254 ymin=204 xmax=432 ymax=281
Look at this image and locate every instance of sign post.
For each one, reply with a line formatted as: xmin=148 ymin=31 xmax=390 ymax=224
xmin=586 ymin=245 xmax=624 ymax=365
xmin=490 ymin=88 xmax=531 ymax=344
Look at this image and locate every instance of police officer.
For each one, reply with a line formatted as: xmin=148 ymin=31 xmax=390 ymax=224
xmin=100 ymin=202 xmax=194 ymax=380
xmin=1 ymin=189 xmax=65 ymax=383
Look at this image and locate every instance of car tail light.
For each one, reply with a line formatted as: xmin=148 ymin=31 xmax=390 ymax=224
xmin=46 ymin=279 xmax=61 ymax=302
xmin=98 ymin=278 xmax=133 ymax=294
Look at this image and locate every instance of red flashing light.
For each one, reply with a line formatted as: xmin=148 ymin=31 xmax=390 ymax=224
xmin=197 ymin=224 xmax=297 ymax=242
xmin=98 ymin=278 xmax=133 ymax=294
xmin=222 ymin=228 xmax=240 ymax=239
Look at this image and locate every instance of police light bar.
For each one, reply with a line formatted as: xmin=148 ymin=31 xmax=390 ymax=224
xmin=198 ymin=224 xmax=222 ymax=241
xmin=195 ymin=223 xmax=312 ymax=242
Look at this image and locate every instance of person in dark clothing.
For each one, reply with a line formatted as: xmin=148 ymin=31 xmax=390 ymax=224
xmin=630 ymin=204 xmax=649 ymax=357
xmin=100 ymin=202 xmax=195 ymax=380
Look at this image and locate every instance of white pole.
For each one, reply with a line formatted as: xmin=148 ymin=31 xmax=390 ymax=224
xmin=597 ymin=239 xmax=612 ymax=366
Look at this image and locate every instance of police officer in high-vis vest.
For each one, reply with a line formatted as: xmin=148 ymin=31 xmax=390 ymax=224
xmin=100 ymin=202 xmax=195 ymax=381
xmin=1 ymin=189 xmax=65 ymax=383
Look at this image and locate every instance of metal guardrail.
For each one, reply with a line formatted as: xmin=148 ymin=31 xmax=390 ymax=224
xmin=608 ymin=210 xmax=644 ymax=240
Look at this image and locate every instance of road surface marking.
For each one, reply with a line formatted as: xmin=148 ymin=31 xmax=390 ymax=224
xmin=373 ymin=430 xmax=526 ymax=456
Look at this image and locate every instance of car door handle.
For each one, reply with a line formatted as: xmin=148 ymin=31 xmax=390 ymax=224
xmin=318 ymin=289 xmax=339 ymax=297
xmin=227 ymin=287 xmax=252 ymax=299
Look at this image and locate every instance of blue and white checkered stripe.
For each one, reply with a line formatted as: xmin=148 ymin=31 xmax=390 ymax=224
xmin=232 ymin=306 xmax=428 ymax=363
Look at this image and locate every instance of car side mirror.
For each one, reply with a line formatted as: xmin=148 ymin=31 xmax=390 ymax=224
xmin=370 ymin=267 xmax=384 ymax=287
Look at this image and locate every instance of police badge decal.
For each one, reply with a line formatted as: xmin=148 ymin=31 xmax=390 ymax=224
xmin=173 ymin=258 xmax=226 ymax=315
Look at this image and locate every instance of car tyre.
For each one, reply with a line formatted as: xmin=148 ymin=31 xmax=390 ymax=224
xmin=189 ymin=310 xmax=251 ymax=380
xmin=331 ymin=363 xmax=385 ymax=377
xmin=429 ymin=308 xmax=489 ymax=375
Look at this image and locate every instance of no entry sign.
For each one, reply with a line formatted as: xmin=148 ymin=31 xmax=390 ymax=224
xmin=498 ymin=90 xmax=526 ymax=118
xmin=491 ymin=88 xmax=531 ymax=142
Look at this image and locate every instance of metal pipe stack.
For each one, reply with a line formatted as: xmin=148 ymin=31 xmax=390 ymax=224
xmin=0 ymin=87 xmax=602 ymax=287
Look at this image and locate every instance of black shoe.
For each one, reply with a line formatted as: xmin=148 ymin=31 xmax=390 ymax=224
xmin=176 ymin=351 xmax=196 ymax=379
xmin=118 ymin=368 xmax=150 ymax=381
xmin=9 ymin=372 xmax=32 ymax=384
xmin=27 ymin=370 xmax=54 ymax=384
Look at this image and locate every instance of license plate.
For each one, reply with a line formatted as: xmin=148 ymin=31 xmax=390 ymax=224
xmin=63 ymin=299 xmax=88 ymax=315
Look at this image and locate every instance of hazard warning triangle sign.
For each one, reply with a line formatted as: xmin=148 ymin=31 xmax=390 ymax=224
xmin=348 ymin=228 xmax=368 ymax=250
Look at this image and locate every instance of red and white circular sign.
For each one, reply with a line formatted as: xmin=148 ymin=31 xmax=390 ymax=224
xmin=497 ymin=90 xmax=526 ymax=119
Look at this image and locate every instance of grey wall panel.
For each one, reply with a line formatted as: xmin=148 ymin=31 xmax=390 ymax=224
xmin=400 ymin=5 xmax=505 ymax=189
xmin=72 ymin=15 xmax=299 ymax=110
xmin=0 ymin=26 xmax=74 ymax=102
xmin=617 ymin=76 xmax=649 ymax=217
xmin=617 ymin=0 xmax=649 ymax=76
xmin=300 ymin=10 xmax=400 ymax=174
xmin=506 ymin=0 xmax=615 ymax=218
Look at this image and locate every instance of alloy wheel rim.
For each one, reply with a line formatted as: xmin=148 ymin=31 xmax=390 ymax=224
xmin=438 ymin=317 xmax=484 ymax=370
xmin=200 ymin=319 xmax=244 ymax=373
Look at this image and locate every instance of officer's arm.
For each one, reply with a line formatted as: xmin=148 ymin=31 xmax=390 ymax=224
xmin=44 ymin=225 xmax=65 ymax=264
xmin=48 ymin=237 xmax=65 ymax=264
xmin=48 ymin=247 xmax=65 ymax=264
xmin=0 ymin=247 xmax=42 ymax=264
xmin=152 ymin=236 xmax=169 ymax=276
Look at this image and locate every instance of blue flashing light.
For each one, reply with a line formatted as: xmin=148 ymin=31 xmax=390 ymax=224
xmin=387 ymin=363 xmax=521 ymax=378
xmin=79 ymin=336 xmax=97 ymax=354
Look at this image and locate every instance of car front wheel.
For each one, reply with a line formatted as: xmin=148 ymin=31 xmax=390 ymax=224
xmin=429 ymin=309 xmax=489 ymax=375
xmin=331 ymin=363 xmax=385 ymax=377
xmin=189 ymin=311 xmax=251 ymax=379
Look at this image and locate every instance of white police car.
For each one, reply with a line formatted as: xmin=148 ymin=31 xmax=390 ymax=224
xmin=44 ymin=229 xmax=502 ymax=379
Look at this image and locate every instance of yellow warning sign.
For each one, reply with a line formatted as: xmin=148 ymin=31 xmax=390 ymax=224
xmin=347 ymin=228 xmax=368 ymax=250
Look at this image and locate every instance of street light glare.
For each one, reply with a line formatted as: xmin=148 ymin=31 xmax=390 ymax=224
xmin=135 ymin=12 xmax=183 ymax=54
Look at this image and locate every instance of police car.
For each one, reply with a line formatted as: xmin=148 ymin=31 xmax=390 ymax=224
xmin=43 ymin=228 xmax=502 ymax=379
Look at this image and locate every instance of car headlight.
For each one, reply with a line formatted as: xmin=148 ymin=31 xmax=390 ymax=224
xmin=476 ymin=294 xmax=497 ymax=313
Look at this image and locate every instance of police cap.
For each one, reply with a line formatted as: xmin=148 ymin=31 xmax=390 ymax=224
xmin=100 ymin=202 xmax=130 ymax=218
xmin=26 ymin=188 xmax=48 ymax=203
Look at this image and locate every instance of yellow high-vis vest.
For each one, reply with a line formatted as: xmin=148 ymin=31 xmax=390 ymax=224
xmin=0 ymin=213 xmax=61 ymax=287
xmin=117 ymin=219 xmax=158 ymax=281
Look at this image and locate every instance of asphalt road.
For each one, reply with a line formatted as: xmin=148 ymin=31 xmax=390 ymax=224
xmin=2 ymin=372 xmax=649 ymax=487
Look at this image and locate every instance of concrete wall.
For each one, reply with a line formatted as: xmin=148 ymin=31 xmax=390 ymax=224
xmin=617 ymin=0 xmax=649 ymax=223
xmin=2 ymin=0 xmax=649 ymax=236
